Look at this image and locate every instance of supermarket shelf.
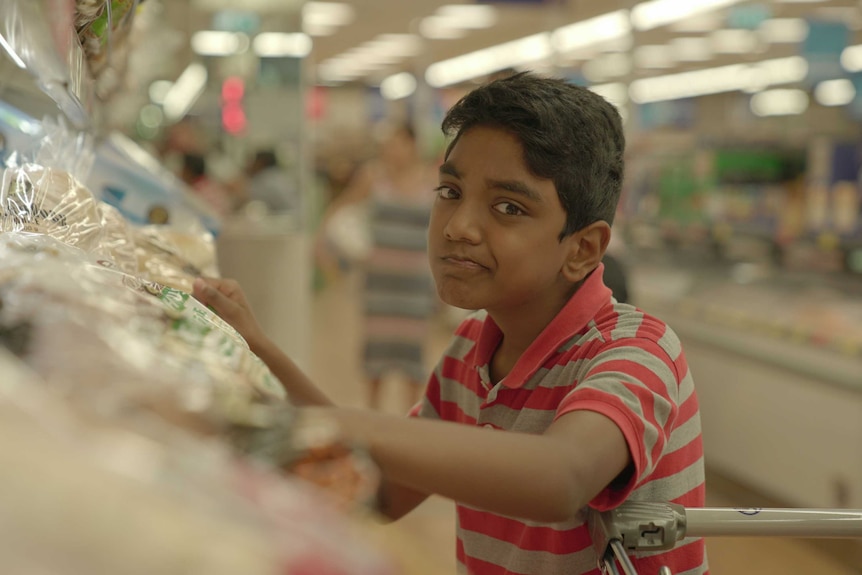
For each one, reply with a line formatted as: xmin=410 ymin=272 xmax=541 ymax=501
xmin=656 ymin=304 xmax=862 ymax=394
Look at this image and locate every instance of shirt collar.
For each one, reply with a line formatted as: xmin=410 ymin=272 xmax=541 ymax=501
xmin=472 ymin=263 xmax=612 ymax=389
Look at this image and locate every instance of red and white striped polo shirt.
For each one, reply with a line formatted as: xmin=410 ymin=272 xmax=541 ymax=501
xmin=415 ymin=265 xmax=708 ymax=575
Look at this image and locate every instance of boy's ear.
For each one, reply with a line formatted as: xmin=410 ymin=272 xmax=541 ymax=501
xmin=562 ymin=221 xmax=611 ymax=283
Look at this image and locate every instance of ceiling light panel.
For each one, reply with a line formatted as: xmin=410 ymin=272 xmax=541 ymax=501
xmin=750 ymin=89 xmax=808 ymax=117
xmin=631 ymin=0 xmax=746 ymax=31
xmin=583 ymin=53 xmax=632 ymax=82
xmin=758 ymin=18 xmax=809 ymax=43
xmin=436 ymin=4 xmax=498 ymax=29
xmin=590 ymin=82 xmax=629 ymax=109
xmin=710 ymin=29 xmax=758 ymax=53
xmin=303 ymin=2 xmax=354 ymax=36
xmin=419 ymin=16 xmax=468 ymax=40
xmin=634 ymin=45 xmax=676 ymax=68
xmin=671 ymin=37 xmax=712 ymax=61
xmin=842 ymin=45 xmax=862 ymax=73
xmin=303 ymin=2 xmax=354 ymax=26
xmin=253 ymin=33 xmax=313 ymax=58
xmin=670 ymin=12 xmax=724 ymax=33
xmin=815 ymin=79 xmax=855 ymax=107
xmin=630 ymin=56 xmax=807 ymax=103
xmin=425 ymin=33 xmax=553 ymax=87
xmin=191 ymin=31 xmax=248 ymax=56
xmin=317 ymin=34 xmax=423 ymax=82
xmin=163 ymin=63 xmax=208 ymax=121
xmin=380 ymin=72 xmax=417 ymax=100
xmin=552 ymin=10 xmax=631 ymax=54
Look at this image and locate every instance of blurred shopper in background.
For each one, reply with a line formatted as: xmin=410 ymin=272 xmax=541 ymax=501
xmin=244 ymin=149 xmax=299 ymax=215
xmin=316 ymin=122 xmax=438 ymax=410
xmin=179 ymin=152 xmax=232 ymax=218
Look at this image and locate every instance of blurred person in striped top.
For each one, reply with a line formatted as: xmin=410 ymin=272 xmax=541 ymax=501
xmin=194 ymin=72 xmax=707 ymax=575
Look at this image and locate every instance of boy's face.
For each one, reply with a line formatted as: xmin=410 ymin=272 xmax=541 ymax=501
xmin=428 ymin=125 xmax=579 ymax=318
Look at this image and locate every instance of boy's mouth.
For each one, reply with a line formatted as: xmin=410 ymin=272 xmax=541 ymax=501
xmin=440 ymin=255 xmax=488 ymax=270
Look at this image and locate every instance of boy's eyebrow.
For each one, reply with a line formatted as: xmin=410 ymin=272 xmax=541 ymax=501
xmin=439 ymin=162 xmax=544 ymax=203
xmin=439 ymin=161 xmax=460 ymax=178
xmin=487 ymin=178 xmax=544 ymax=203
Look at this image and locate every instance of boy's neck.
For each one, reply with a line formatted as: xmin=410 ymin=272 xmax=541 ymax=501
xmin=486 ymin=284 xmax=579 ymax=383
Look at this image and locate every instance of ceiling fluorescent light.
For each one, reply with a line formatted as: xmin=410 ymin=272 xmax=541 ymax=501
xmin=590 ymin=82 xmax=628 ymax=109
xmin=632 ymin=0 xmax=746 ymax=31
xmin=552 ymin=10 xmax=631 ymax=54
xmin=420 ymin=16 xmax=467 ymax=40
xmin=303 ymin=2 xmax=354 ymax=27
xmin=759 ymin=18 xmax=809 ymax=43
xmin=380 ymin=72 xmax=417 ymax=100
xmin=671 ymin=37 xmax=712 ymax=61
xmin=634 ymin=45 xmax=675 ymax=68
xmin=815 ymin=79 xmax=855 ymax=107
xmin=750 ymin=89 xmax=808 ymax=116
xmin=148 ymin=80 xmax=173 ymax=105
xmin=365 ymin=34 xmax=423 ymax=58
xmin=191 ymin=31 xmax=247 ymax=56
xmin=670 ymin=12 xmax=723 ymax=33
xmin=583 ymin=53 xmax=632 ymax=81
xmin=630 ymin=56 xmax=807 ymax=103
xmin=841 ymin=45 xmax=862 ymax=73
xmin=425 ymin=33 xmax=552 ymax=87
xmin=253 ymin=33 xmax=312 ymax=57
xmin=163 ymin=63 xmax=208 ymax=121
xmin=710 ymin=29 xmax=758 ymax=53
xmin=774 ymin=0 xmax=826 ymax=3
xmin=436 ymin=4 xmax=498 ymax=29
xmin=303 ymin=22 xmax=337 ymax=36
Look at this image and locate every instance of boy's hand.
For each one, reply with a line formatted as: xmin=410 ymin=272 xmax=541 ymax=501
xmin=192 ymin=277 xmax=267 ymax=353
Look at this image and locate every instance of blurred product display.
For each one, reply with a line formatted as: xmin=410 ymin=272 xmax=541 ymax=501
xmin=0 ymin=2 xmax=441 ymax=574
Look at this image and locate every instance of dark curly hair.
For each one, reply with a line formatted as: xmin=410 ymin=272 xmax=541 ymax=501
xmin=441 ymin=72 xmax=625 ymax=239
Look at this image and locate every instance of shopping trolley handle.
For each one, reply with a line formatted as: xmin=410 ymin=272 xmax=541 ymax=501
xmin=589 ymin=503 xmax=862 ymax=575
xmin=589 ymin=501 xmax=686 ymax=555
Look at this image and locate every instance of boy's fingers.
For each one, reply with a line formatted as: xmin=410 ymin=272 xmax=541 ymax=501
xmin=193 ymin=278 xmax=242 ymax=317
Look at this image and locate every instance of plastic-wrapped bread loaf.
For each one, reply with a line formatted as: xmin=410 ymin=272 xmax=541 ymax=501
xmin=0 ymin=165 xmax=104 ymax=252
xmin=97 ymin=201 xmax=138 ymax=274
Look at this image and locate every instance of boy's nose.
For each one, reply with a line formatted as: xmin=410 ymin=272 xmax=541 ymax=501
xmin=443 ymin=202 xmax=482 ymax=244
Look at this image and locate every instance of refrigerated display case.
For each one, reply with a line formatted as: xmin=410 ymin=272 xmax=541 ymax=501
xmin=629 ymin=249 xmax=862 ymax=513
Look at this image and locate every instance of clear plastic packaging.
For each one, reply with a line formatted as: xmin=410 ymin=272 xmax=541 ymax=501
xmin=0 ymin=164 xmax=104 ymax=252
xmin=0 ymin=350 xmax=396 ymax=575
xmin=133 ymin=223 xmax=219 ymax=292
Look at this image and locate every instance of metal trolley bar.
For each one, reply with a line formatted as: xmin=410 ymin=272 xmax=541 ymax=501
xmin=589 ymin=502 xmax=862 ymax=575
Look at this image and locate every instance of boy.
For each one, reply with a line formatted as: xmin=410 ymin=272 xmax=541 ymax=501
xmin=193 ymin=72 xmax=707 ymax=575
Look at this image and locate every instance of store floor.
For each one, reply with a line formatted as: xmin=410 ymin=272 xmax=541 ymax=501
xmin=307 ymin=271 xmax=858 ymax=575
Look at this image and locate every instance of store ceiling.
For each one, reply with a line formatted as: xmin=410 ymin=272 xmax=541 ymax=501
xmin=168 ymin=0 xmax=862 ymax=88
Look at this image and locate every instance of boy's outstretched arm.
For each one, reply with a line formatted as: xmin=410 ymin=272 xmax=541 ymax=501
xmin=194 ymin=277 xmax=434 ymax=517
xmin=192 ymin=278 xmax=334 ymax=407
xmin=313 ymin=407 xmax=631 ymax=523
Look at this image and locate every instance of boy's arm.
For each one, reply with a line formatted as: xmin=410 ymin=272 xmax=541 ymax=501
xmin=192 ymin=278 xmax=333 ymax=406
xmin=311 ymin=406 xmax=630 ymax=523
xmin=376 ymin=480 xmax=431 ymax=521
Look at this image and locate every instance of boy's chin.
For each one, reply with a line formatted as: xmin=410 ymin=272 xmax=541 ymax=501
xmin=436 ymin=290 xmax=481 ymax=312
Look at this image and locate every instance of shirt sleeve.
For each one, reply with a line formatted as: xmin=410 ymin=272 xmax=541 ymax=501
xmin=554 ymin=337 xmax=682 ymax=511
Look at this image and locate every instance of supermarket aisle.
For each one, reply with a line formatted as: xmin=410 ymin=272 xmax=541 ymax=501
xmin=308 ymin=270 xmax=858 ymax=575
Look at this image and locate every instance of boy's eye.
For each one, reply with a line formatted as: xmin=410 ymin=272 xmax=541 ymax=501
xmin=493 ymin=201 xmax=525 ymax=216
xmin=435 ymin=185 xmax=459 ymax=199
